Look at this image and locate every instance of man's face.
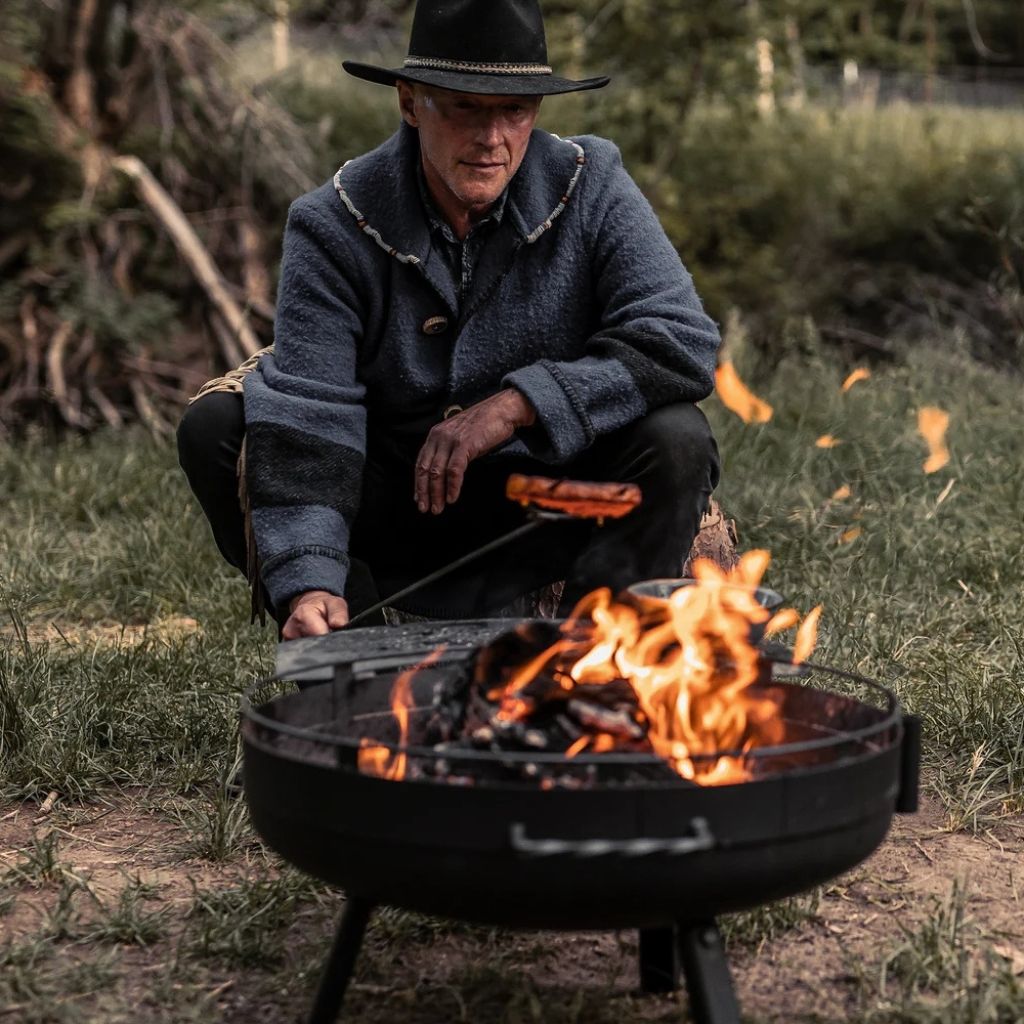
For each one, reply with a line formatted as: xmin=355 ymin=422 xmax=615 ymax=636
xmin=398 ymin=82 xmax=541 ymax=215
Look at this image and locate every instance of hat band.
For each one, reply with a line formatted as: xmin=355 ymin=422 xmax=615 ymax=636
xmin=403 ymin=55 xmax=553 ymax=75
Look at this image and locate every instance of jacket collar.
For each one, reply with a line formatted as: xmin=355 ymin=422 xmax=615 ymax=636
xmin=332 ymin=122 xmax=586 ymax=263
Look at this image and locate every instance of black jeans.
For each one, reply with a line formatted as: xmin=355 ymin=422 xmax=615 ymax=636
xmin=176 ymin=393 xmax=720 ymax=622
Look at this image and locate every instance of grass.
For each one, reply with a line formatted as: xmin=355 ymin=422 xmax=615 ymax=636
xmin=1 ymin=333 xmax=1023 ymax=1020
xmin=847 ymin=881 xmax=1024 ymax=1023
xmin=183 ymin=868 xmax=330 ymax=968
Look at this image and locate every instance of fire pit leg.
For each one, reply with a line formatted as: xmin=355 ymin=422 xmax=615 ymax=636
xmin=638 ymin=927 xmax=681 ymax=992
xmin=678 ymin=921 xmax=740 ymax=1024
xmin=307 ymin=897 xmax=374 ymax=1024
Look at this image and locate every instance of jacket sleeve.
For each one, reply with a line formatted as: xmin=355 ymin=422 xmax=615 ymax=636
xmin=242 ymin=199 xmax=367 ymax=612
xmin=502 ymin=145 xmax=720 ymax=463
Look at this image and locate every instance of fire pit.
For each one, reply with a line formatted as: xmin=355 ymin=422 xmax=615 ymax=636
xmin=242 ymin=613 xmax=920 ymax=1024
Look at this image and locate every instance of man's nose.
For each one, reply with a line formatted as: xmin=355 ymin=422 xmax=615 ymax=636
xmin=474 ymin=113 xmax=504 ymax=148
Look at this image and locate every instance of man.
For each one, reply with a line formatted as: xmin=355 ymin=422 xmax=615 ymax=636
xmin=177 ymin=0 xmax=721 ymax=640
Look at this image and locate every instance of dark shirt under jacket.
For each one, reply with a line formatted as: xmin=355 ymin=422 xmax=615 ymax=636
xmin=415 ymin=165 xmax=508 ymax=314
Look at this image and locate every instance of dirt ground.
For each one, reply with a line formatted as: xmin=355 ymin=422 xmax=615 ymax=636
xmin=1 ymin=791 xmax=1022 ymax=1023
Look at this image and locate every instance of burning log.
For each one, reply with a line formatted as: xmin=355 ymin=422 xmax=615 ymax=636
xmin=374 ymin=557 xmax=818 ymax=788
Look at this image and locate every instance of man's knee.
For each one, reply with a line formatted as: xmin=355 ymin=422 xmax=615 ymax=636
xmin=176 ymin=392 xmax=246 ymax=484
xmin=627 ymin=403 xmax=720 ymax=493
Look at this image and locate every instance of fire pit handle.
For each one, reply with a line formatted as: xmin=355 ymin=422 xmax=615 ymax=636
xmin=509 ymin=818 xmax=715 ymax=859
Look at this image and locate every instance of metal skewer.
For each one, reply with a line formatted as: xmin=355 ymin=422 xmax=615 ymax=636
xmin=344 ymin=511 xmax=566 ymax=629
xmin=338 ymin=474 xmax=642 ymax=631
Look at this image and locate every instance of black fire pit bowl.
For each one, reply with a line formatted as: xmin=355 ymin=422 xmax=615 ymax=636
xmin=240 ymin=620 xmax=920 ymax=1024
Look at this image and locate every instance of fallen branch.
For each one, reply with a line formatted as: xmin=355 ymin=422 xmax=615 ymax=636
xmin=45 ymin=320 xmax=87 ymax=428
xmin=129 ymin=377 xmax=173 ymax=436
xmin=112 ymin=154 xmax=262 ymax=359
xmin=86 ymin=381 xmax=124 ymax=429
xmin=208 ymin=310 xmax=246 ymax=369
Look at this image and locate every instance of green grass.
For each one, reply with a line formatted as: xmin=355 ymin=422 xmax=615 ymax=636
xmin=709 ymin=333 xmax=1024 ymax=822
xmin=1 ymin=335 xmax=1023 ymax=1020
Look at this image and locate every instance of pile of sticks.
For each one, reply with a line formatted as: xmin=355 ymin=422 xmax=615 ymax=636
xmin=1 ymin=1 xmax=318 ymax=434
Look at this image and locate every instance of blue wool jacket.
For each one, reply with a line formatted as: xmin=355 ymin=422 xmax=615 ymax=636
xmin=243 ymin=122 xmax=721 ymax=611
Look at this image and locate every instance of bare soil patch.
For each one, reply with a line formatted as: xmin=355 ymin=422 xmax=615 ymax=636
xmin=1 ymin=791 xmax=1021 ymax=1023
xmin=0 ymin=616 xmax=202 ymax=650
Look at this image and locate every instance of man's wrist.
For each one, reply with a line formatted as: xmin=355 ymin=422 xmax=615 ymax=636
xmin=503 ymin=387 xmax=537 ymax=428
xmin=288 ymin=589 xmax=336 ymax=614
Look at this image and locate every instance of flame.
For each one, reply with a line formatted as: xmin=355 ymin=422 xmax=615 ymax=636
xmin=918 ymin=407 xmax=950 ymax=473
xmin=489 ymin=553 xmax=821 ymax=786
xmin=715 ymin=361 xmax=773 ymax=424
xmin=815 ymin=435 xmax=842 ymax=448
xmin=764 ymin=608 xmax=799 ymax=634
xmin=839 ymin=526 xmax=862 ymax=545
xmin=793 ymin=606 xmax=821 ymax=665
xmin=357 ymin=648 xmax=445 ymax=780
xmin=841 ymin=368 xmax=871 ymax=392
xmin=831 ymin=484 xmax=852 ymax=501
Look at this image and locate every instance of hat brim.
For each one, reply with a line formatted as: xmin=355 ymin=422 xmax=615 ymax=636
xmin=343 ymin=60 xmax=609 ymax=96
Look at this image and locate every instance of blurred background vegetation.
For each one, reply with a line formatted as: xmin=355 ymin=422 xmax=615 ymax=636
xmin=0 ymin=0 xmax=1022 ymax=435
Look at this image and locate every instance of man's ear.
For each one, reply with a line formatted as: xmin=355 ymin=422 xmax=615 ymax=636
xmin=397 ymin=82 xmax=418 ymax=128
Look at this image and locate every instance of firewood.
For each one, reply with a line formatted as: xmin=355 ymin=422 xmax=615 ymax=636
xmin=683 ymin=497 xmax=739 ymax=575
xmin=112 ymin=154 xmax=262 ymax=359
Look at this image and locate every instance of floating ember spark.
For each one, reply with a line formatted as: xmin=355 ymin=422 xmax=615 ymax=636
xmin=793 ymin=606 xmax=822 ymax=664
xmin=831 ymin=485 xmax=852 ymax=501
xmin=841 ymin=368 xmax=871 ymax=393
xmin=918 ymin=407 xmax=950 ymax=473
xmin=764 ymin=608 xmax=799 ymax=634
xmin=715 ymin=361 xmax=773 ymax=424
xmin=816 ymin=435 xmax=842 ymax=448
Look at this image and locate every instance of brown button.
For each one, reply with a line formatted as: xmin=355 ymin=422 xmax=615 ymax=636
xmin=421 ymin=315 xmax=449 ymax=336
xmin=442 ymin=404 xmax=463 ymax=420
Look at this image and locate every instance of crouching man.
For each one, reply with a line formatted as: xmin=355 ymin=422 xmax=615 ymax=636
xmin=177 ymin=0 xmax=721 ymax=639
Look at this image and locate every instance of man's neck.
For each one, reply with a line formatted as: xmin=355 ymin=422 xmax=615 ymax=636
xmin=420 ymin=157 xmax=493 ymax=241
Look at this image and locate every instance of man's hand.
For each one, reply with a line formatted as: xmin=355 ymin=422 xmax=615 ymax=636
xmin=415 ymin=389 xmax=536 ymax=514
xmin=282 ymin=590 xmax=349 ymax=640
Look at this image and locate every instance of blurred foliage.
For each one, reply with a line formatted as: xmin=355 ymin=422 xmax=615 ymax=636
xmin=0 ymin=0 xmax=1022 ymax=434
xmin=654 ymin=105 xmax=1024 ymax=363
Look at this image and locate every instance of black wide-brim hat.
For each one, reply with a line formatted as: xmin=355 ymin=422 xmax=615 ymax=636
xmin=343 ymin=0 xmax=609 ymax=96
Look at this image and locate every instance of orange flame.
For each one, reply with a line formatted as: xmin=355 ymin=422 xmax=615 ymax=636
xmin=918 ymin=407 xmax=950 ymax=473
xmin=815 ymin=435 xmax=842 ymax=448
xmin=831 ymin=484 xmax=852 ymax=501
xmin=490 ymin=552 xmax=821 ymax=786
xmin=841 ymin=368 xmax=871 ymax=392
xmin=715 ymin=361 xmax=773 ymax=424
xmin=793 ymin=606 xmax=822 ymax=665
xmin=764 ymin=608 xmax=799 ymax=634
xmin=357 ymin=648 xmax=445 ymax=780
xmin=839 ymin=526 xmax=862 ymax=545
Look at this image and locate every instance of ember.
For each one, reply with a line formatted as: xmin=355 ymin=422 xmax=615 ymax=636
xmin=360 ymin=553 xmax=821 ymax=787
xmin=918 ymin=406 xmax=951 ymax=473
xmin=714 ymin=361 xmax=773 ymax=424
xmin=841 ymin=367 xmax=872 ymax=392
